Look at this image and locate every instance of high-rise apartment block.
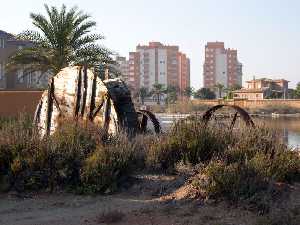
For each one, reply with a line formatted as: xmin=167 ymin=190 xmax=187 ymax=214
xmin=203 ymin=42 xmax=242 ymax=90
xmin=118 ymin=42 xmax=190 ymax=94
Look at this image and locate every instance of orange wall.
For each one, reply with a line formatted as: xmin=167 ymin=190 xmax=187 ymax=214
xmin=0 ymin=91 xmax=43 ymax=117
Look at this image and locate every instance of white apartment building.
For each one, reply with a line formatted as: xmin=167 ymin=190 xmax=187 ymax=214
xmin=117 ymin=42 xmax=190 ymax=95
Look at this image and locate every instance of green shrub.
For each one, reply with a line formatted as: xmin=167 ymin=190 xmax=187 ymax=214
xmin=249 ymin=151 xmax=300 ymax=183
xmin=145 ymin=135 xmax=182 ymax=171
xmin=80 ymin=135 xmax=135 ymax=193
xmin=0 ymin=116 xmax=139 ymax=193
xmin=46 ymin=121 xmax=97 ymax=189
xmin=189 ymin=124 xmax=300 ymax=212
xmin=225 ymin=127 xmax=280 ymax=163
xmin=0 ymin=115 xmax=46 ymax=191
xmin=194 ymin=160 xmax=270 ymax=201
xmin=171 ymin=119 xmax=234 ymax=165
xmin=144 ymin=119 xmax=235 ymax=171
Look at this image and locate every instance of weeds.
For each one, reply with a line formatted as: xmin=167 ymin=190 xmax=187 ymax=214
xmin=0 ymin=113 xmax=299 ymax=215
xmin=0 ymin=116 xmax=137 ymax=193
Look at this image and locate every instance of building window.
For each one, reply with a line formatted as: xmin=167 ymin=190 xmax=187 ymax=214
xmin=18 ymin=69 xmax=24 ymax=83
xmin=0 ymin=39 xmax=4 ymax=48
xmin=0 ymin=63 xmax=3 ymax=79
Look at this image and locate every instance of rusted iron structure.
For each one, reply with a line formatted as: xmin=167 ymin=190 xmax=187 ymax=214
xmin=34 ymin=66 xmax=161 ymax=136
xmin=202 ymin=104 xmax=255 ymax=129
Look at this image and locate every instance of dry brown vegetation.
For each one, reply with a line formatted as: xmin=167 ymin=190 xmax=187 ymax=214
xmin=0 ymin=114 xmax=300 ymax=224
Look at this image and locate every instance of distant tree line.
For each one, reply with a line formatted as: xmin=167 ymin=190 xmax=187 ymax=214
xmin=134 ymin=83 xmax=246 ymax=105
xmin=289 ymin=82 xmax=300 ymax=99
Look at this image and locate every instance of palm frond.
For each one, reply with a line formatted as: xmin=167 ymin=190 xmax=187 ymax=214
xmin=7 ymin=4 xmax=115 ymax=82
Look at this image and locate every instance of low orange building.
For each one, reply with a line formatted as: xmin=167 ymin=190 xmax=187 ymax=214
xmin=233 ymin=78 xmax=289 ymax=100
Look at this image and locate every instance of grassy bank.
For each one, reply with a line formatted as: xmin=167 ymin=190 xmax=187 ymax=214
xmin=150 ymin=100 xmax=300 ymax=115
xmin=0 ymin=115 xmax=299 ymax=215
xmin=246 ymin=104 xmax=300 ymax=115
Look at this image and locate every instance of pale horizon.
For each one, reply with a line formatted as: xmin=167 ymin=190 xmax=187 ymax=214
xmin=1 ymin=0 xmax=300 ymax=89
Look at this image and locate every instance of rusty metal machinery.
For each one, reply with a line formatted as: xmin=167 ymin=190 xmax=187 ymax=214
xmin=34 ymin=66 xmax=161 ymax=136
xmin=202 ymin=104 xmax=255 ymax=129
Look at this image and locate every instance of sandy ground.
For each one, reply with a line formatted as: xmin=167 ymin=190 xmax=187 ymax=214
xmin=0 ymin=174 xmax=299 ymax=225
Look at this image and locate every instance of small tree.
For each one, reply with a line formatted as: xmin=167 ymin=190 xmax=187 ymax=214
xmin=165 ymin=85 xmax=179 ymax=104
xmin=137 ymin=87 xmax=149 ymax=105
xmin=194 ymin=88 xmax=216 ymax=99
xmin=294 ymin=82 xmax=300 ymax=99
xmin=225 ymin=84 xmax=242 ymax=99
xmin=214 ymin=83 xmax=225 ymax=99
xmin=183 ymin=87 xmax=195 ymax=98
xmin=151 ymin=83 xmax=165 ymax=105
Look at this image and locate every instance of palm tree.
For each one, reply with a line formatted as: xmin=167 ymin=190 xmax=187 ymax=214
xmin=214 ymin=83 xmax=225 ymax=99
xmin=194 ymin=88 xmax=216 ymax=99
xmin=137 ymin=87 xmax=149 ymax=105
xmin=225 ymin=84 xmax=242 ymax=99
xmin=7 ymin=4 xmax=114 ymax=80
xmin=165 ymin=85 xmax=179 ymax=104
xmin=183 ymin=87 xmax=195 ymax=98
xmin=151 ymin=83 xmax=165 ymax=105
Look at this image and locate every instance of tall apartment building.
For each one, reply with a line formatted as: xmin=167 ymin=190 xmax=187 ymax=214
xmin=203 ymin=42 xmax=242 ymax=91
xmin=118 ymin=42 xmax=190 ymax=94
xmin=0 ymin=30 xmax=48 ymax=89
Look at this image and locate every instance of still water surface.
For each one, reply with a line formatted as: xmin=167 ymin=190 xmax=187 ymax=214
xmin=255 ymin=117 xmax=300 ymax=149
xmin=158 ymin=114 xmax=300 ymax=149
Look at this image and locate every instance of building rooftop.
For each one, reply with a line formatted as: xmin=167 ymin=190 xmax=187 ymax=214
xmin=0 ymin=30 xmax=15 ymax=39
xmin=136 ymin=41 xmax=179 ymax=50
xmin=246 ymin=78 xmax=290 ymax=83
xmin=233 ymin=88 xmax=265 ymax=93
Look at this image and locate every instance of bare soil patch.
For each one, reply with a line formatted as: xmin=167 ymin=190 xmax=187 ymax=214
xmin=1 ymin=173 xmax=299 ymax=225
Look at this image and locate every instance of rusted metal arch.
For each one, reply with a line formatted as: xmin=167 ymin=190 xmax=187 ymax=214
xmin=137 ymin=110 xmax=161 ymax=134
xmin=202 ymin=104 xmax=255 ymax=128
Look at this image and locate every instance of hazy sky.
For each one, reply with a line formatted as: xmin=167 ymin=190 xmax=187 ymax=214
xmin=1 ymin=0 xmax=300 ymax=88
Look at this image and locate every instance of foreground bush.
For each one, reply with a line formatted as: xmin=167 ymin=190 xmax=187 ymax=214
xmin=191 ymin=125 xmax=300 ymax=212
xmin=0 ymin=116 xmax=137 ymax=193
xmin=80 ymin=135 xmax=136 ymax=193
xmin=145 ymin=120 xmax=234 ymax=171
